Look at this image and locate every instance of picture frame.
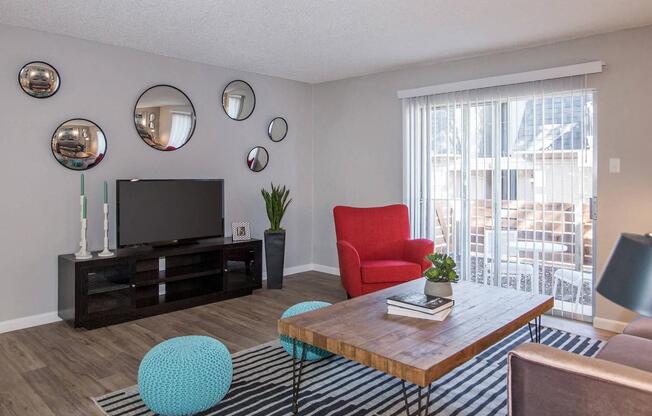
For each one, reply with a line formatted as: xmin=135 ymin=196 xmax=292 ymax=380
xmin=231 ymin=221 xmax=251 ymax=241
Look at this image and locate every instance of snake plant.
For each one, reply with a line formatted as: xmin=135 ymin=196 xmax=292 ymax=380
xmin=261 ymin=183 xmax=292 ymax=231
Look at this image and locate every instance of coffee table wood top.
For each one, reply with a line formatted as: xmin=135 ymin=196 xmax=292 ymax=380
xmin=278 ymin=280 xmax=553 ymax=386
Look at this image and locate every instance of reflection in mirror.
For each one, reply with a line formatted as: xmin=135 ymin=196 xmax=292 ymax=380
xmin=134 ymin=85 xmax=196 ymax=151
xmin=223 ymin=80 xmax=255 ymax=121
xmin=51 ymin=119 xmax=107 ymax=170
xmin=268 ymin=117 xmax=288 ymax=142
xmin=19 ymin=61 xmax=61 ymax=98
xmin=246 ymin=146 xmax=269 ymax=172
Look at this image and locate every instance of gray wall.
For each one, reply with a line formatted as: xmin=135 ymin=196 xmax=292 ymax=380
xmin=3 ymin=22 xmax=651 ymax=327
xmin=312 ymin=25 xmax=652 ymax=325
xmin=0 ymin=24 xmax=314 ymax=323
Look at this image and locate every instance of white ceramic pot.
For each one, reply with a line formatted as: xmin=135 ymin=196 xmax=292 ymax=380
xmin=424 ymin=280 xmax=453 ymax=298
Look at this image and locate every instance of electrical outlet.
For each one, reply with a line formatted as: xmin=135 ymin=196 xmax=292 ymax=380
xmin=609 ymin=158 xmax=620 ymax=173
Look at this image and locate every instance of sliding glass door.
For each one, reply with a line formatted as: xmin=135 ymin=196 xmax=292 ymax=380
xmin=406 ymin=81 xmax=596 ymax=321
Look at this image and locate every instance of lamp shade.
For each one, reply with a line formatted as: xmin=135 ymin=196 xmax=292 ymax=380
xmin=597 ymin=233 xmax=652 ymax=317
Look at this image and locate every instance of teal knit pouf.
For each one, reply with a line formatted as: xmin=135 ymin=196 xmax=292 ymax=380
xmin=280 ymin=301 xmax=333 ymax=360
xmin=138 ymin=336 xmax=232 ymax=416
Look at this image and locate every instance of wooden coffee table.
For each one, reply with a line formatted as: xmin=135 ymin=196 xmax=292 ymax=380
xmin=278 ymin=280 xmax=553 ymax=415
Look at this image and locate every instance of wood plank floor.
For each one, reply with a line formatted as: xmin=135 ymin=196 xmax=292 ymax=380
xmin=0 ymin=271 xmax=614 ymax=416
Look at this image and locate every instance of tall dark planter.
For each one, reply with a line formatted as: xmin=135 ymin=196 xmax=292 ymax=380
xmin=264 ymin=230 xmax=286 ymax=289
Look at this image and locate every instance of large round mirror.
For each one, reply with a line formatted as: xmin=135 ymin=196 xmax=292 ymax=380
xmin=268 ymin=117 xmax=288 ymax=142
xmin=246 ymin=146 xmax=269 ymax=172
xmin=223 ymin=80 xmax=255 ymax=121
xmin=51 ymin=119 xmax=107 ymax=170
xmin=19 ymin=61 xmax=61 ymax=98
xmin=134 ymin=85 xmax=196 ymax=151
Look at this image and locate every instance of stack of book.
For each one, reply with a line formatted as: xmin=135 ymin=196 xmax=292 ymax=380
xmin=386 ymin=293 xmax=454 ymax=321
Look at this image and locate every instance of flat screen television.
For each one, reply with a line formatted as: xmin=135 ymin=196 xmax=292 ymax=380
xmin=116 ymin=179 xmax=224 ymax=247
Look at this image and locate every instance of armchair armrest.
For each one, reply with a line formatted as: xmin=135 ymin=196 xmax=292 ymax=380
xmin=508 ymin=343 xmax=652 ymax=416
xmin=336 ymin=240 xmax=363 ymax=297
xmin=403 ymin=239 xmax=434 ymax=272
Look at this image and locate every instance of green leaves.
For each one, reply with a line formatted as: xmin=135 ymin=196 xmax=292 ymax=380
xmin=261 ymin=183 xmax=292 ymax=231
xmin=424 ymin=252 xmax=459 ymax=283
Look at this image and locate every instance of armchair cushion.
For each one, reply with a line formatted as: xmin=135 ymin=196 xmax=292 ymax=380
xmin=623 ymin=316 xmax=652 ymax=340
xmin=596 ymin=334 xmax=652 ymax=373
xmin=360 ymin=260 xmax=421 ymax=284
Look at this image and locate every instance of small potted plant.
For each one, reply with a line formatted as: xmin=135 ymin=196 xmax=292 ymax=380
xmin=261 ymin=183 xmax=292 ymax=289
xmin=423 ymin=252 xmax=459 ymax=298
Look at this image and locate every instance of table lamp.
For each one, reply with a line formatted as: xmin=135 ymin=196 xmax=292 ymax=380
xmin=597 ymin=233 xmax=652 ymax=317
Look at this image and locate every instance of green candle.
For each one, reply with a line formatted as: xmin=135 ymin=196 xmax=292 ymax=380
xmin=104 ymin=181 xmax=108 ymax=203
xmin=80 ymin=173 xmax=85 ymax=195
xmin=82 ymin=196 xmax=87 ymax=219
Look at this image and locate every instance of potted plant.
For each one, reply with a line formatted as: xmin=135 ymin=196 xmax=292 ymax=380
xmin=423 ymin=252 xmax=459 ymax=298
xmin=261 ymin=183 xmax=292 ymax=289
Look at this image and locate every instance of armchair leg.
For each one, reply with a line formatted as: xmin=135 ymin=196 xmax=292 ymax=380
xmin=346 ymin=292 xmax=352 ymax=300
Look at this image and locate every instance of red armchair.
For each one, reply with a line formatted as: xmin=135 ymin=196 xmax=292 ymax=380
xmin=333 ymin=204 xmax=434 ymax=298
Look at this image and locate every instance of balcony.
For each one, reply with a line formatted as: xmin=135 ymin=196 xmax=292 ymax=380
xmin=433 ymin=199 xmax=593 ymax=321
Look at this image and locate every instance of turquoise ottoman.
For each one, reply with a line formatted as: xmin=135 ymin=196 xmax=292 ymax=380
xmin=138 ymin=336 xmax=232 ymax=416
xmin=280 ymin=301 xmax=333 ymax=360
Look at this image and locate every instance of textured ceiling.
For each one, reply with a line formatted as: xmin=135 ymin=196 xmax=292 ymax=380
xmin=2 ymin=0 xmax=652 ymax=83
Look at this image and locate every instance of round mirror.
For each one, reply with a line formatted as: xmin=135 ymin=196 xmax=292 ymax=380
xmin=19 ymin=61 xmax=61 ymax=98
xmin=246 ymin=146 xmax=269 ymax=172
xmin=51 ymin=119 xmax=107 ymax=170
xmin=134 ymin=85 xmax=196 ymax=151
xmin=268 ymin=117 xmax=288 ymax=142
xmin=223 ymin=80 xmax=255 ymax=121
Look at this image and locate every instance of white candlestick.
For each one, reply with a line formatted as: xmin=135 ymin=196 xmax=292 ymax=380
xmin=98 ymin=203 xmax=114 ymax=257
xmin=75 ymin=217 xmax=92 ymax=260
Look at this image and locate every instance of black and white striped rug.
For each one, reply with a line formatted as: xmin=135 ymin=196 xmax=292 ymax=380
xmin=93 ymin=326 xmax=603 ymax=416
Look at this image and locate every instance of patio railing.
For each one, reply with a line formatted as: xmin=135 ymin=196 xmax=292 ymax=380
xmin=432 ymin=199 xmax=593 ymax=320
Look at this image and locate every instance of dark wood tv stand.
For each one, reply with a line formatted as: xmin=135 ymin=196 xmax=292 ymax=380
xmin=58 ymin=237 xmax=262 ymax=329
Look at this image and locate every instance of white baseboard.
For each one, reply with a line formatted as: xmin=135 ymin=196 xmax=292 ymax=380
xmin=281 ymin=264 xmax=315 ymax=277
xmin=593 ymin=317 xmax=628 ymax=333
xmin=0 ymin=311 xmax=61 ymax=334
xmin=311 ymin=264 xmax=340 ymax=276
xmin=263 ymin=263 xmax=314 ymax=279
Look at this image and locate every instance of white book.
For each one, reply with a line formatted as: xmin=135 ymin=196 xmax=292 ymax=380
xmin=387 ymin=305 xmax=452 ymax=321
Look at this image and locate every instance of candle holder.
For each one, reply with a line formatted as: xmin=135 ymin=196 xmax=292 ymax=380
xmin=75 ymin=195 xmax=92 ymax=260
xmin=98 ymin=203 xmax=114 ymax=257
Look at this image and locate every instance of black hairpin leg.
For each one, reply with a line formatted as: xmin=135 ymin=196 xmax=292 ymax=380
xmin=402 ymin=380 xmax=433 ymax=416
xmin=528 ymin=315 xmax=542 ymax=343
xmin=292 ymin=338 xmax=307 ymax=415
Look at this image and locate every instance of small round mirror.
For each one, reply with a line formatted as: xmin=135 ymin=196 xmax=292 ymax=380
xmin=268 ymin=117 xmax=288 ymax=142
xmin=246 ymin=146 xmax=269 ymax=172
xmin=223 ymin=80 xmax=255 ymax=121
xmin=134 ymin=85 xmax=196 ymax=151
xmin=19 ymin=61 xmax=61 ymax=98
xmin=51 ymin=119 xmax=107 ymax=170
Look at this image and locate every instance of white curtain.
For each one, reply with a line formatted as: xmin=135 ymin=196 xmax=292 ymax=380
xmin=168 ymin=112 xmax=192 ymax=149
xmin=403 ymin=75 xmax=596 ymax=321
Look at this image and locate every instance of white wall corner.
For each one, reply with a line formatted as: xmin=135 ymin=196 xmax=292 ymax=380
xmin=312 ymin=264 xmax=340 ymax=276
xmin=263 ymin=263 xmax=315 ymax=279
xmin=593 ymin=317 xmax=628 ymax=333
xmin=0 ymin=311 xmax=61 ymax=334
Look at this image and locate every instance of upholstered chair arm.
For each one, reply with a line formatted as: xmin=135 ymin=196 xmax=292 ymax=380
xmin=336 ymin=240 xmax=363 ymax=297
xmin=508 ymin=343 xmax=652 ymax=416
xmin=403 ymin=239 xmax=434 ymax=272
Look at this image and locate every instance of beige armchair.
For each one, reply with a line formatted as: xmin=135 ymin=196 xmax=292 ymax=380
xmin=508 ymin=317 xmax=652 ymax=416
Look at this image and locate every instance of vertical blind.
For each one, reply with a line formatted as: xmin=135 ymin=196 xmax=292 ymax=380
xmin=403 ymin=75 xmax=596 ymax=321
